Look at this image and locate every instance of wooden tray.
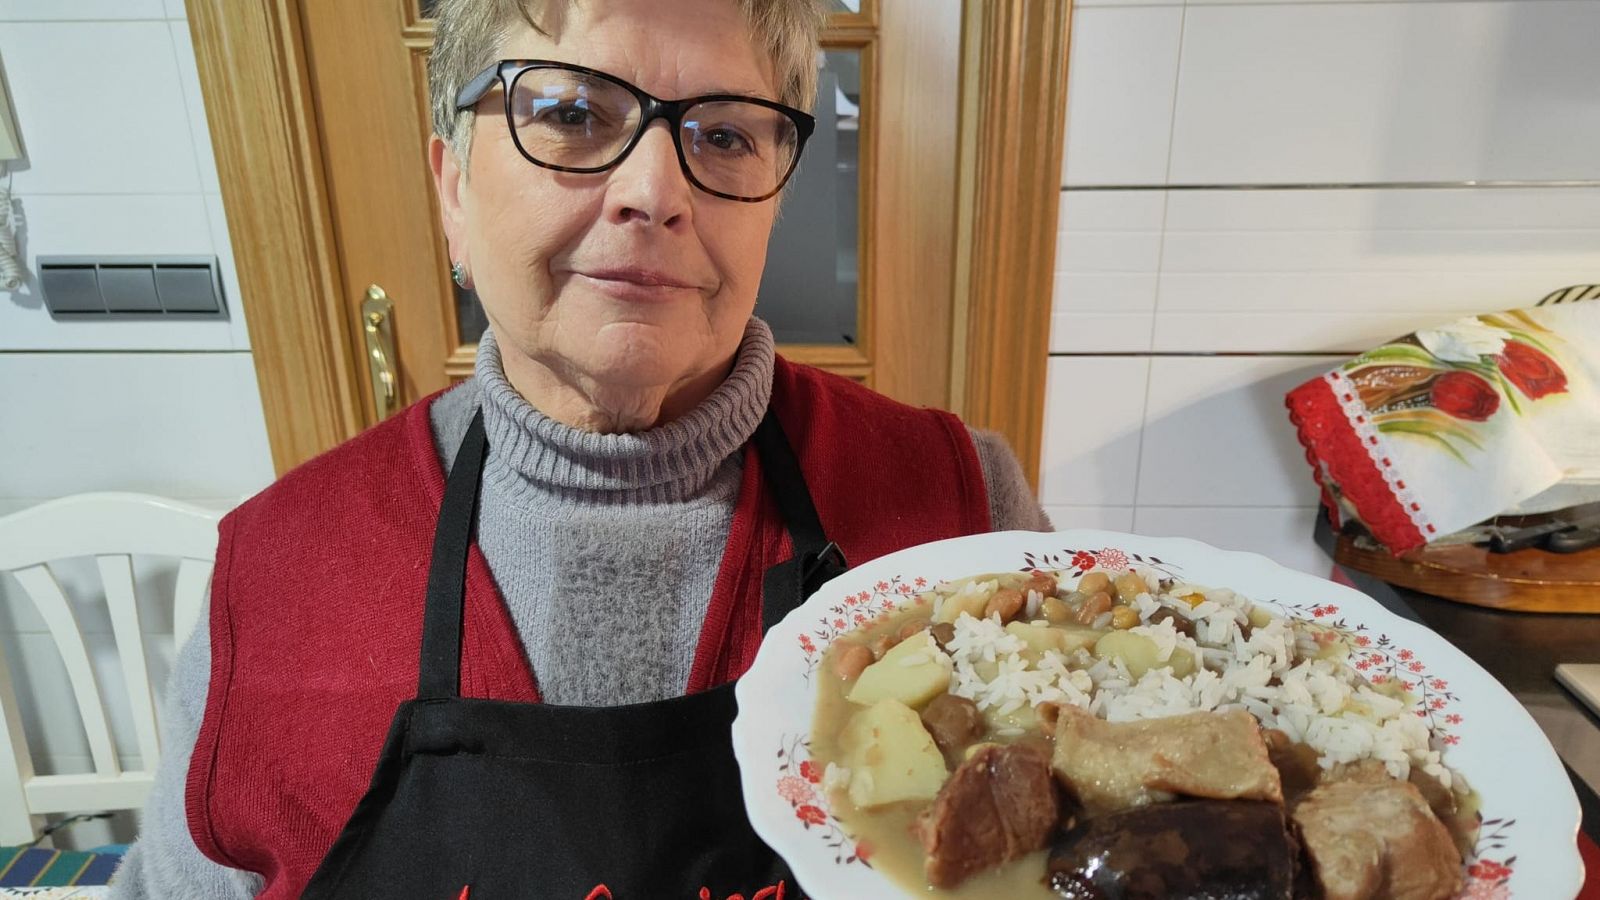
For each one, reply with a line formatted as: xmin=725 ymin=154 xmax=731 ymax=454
xmin=1335 ymin=533 xmax=1600 ymax=613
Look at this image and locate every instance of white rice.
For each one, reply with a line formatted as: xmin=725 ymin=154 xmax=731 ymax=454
xmin=937 ymin=571 xmax=1449 ymax=782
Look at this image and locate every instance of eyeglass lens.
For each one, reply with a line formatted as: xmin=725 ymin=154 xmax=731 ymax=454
xmin=508 ymin=67 xmax=802 ymax=199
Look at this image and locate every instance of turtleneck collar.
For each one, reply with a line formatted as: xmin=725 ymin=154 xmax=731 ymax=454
xmin=474 ymin=318 xmax=776 ymax=502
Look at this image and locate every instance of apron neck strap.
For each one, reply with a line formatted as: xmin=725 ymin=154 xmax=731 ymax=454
xmin=752 ymin=410 xmax=848 ymax=633
xmin=416 ymin=405 xmax=846 ymax=701
xmin=417 ymin=408 xmax=488 ymax=701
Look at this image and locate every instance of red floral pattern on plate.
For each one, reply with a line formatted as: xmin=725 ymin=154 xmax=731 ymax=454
xmin=775 ymin=544 xmax=1524 ymax=897
xmin=774 ymin=733 xmax=871 ymax=867
xmin=797 ymin=576 xmax=930 ymax=682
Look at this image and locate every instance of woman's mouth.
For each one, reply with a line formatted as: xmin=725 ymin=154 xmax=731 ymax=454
xmin=575 ymin=268 xmax=702 ymax=298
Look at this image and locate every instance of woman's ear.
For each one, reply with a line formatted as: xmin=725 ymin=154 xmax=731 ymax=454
xmin=429 ymin=134 xmax=469 ymax=268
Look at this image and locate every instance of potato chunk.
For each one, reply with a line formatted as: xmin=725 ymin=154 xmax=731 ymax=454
xmin=846 ymin=632 xmax=952 ymax=709
xmin=1092 ymin=630 xmax=1195 ymax=679
xmin=840 ymin=699 xmax=950 ymax=808
xmin=1092 ymin=631 xmax=1162 ymax=679
xmin=1005 ymin=621 xmax=1099 ymax=657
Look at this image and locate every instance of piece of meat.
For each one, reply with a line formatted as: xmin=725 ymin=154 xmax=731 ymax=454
xmin=1047 ymin=800 xmax=1297 ymax=900
xmin=914 ymin=742 xmax=1061 ymax=888
xmin=1148 ymin=606 xmax=1197 ymax=638
xmin=919 ymin=693 xmax=985 ymax=761
xmin=1292 ymin=777 xmax=1462 ymax=900
xmin=1051 ymin=707 xmax=1282 ymax=814
xmin=1263 ymin=728 xmax=1322 ymax=805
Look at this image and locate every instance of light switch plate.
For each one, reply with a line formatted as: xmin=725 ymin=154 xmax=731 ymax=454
xmin=39 ymin=266 xmax=102 ymax=313
xmin=154 ymin=264 xmax=220 ymax=313
xmin=100 ymin=265 xmax=163 ymax=312
xmin=37 ymin=256 xmax=226 ymax=319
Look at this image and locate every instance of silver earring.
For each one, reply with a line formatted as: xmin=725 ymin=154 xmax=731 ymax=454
xmin=451 ymin=261 xmax=469 ymax=288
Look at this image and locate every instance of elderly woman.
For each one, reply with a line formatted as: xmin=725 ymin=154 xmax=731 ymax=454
xmin=111 ymin=0 xmax=1047 ymax=897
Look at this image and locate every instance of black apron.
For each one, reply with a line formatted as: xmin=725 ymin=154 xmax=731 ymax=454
xmin=302 ymin=408 xmax=847 ymax=900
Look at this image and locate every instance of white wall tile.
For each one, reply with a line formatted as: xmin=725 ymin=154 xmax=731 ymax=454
xmin=1074 ymin=0 xmax=1181 ymax=7
xmin=1131 ymin=505 xmax=1332 ymax=577
xmin=1040 ymin=356 xmax=1149 ymax=506
xmin=0 ymin=0 xmax=164 ymax=20
xmin=0 ymin=193 xmax=238 ymax=351
xmin=1050 ymin=312 xmax=1155 ymax=355
xmin=1136 ymin=355 xmax=1339 ymax=508
xmin=1044 ymin=505 xmax=1135 ymax=533
xmin=1051 ymin=191 xmax=1164 ymax=352
xmin=1169 ymin=2 xmax=1600 ymax=185
xmin=1149 ymin=312 xmax=1488 ymax=356
xmin=1062 ymin=6 xmax=1183 ymax=186
xmin=1164 ymin=186 xmax=1600 ymax=232
xmin=1060 ymin=189 xmax=1168 ymax=231
xmin=1149 ymin=187 xmax=1600 ymax=352
xmin=168 ymin=18 xmax=219 ymax=195
xmin=0 ymin=352 xmax=275 ymax=499
xmin=0 ymin=21 xmax=202 ymax=194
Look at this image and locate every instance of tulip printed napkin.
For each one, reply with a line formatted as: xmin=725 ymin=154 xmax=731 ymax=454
xmin=1286 ymin=298 xmax=1600 ymax=553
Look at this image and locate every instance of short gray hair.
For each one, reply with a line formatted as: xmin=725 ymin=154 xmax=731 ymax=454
xmin=428 ymin=0 xmax=827 ymax=165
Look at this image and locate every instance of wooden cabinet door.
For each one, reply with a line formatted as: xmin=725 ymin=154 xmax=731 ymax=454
xmin=298 ymin=0 xmax=962 ymax=423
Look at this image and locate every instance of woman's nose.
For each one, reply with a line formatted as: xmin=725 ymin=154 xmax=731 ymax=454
xmin=605 ymin=122 xmax=693 ymax=230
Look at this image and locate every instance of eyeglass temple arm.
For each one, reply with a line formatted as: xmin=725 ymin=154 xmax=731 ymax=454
xmin=455 ymin=64 xmax=502 ymax=111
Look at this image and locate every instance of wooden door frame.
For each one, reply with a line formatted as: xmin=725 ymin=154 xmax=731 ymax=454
xmin=186 ymin=0 xmax=1070 ymax=483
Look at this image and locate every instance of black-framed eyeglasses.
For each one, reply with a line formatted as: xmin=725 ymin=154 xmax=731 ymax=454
xmin=455 ymin=60 xmax=816 ymax=203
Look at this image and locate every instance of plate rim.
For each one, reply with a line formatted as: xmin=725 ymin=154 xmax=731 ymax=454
xmin=733 ymin=528 xmax=1585 ymax=899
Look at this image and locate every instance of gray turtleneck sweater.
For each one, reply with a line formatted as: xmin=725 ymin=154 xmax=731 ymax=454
xmin=108 ymin=318 xmax=1049 ymax=897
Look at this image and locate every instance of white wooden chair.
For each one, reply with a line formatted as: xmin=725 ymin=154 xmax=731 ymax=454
xmin=0 ymin=493 xmax=221 ymax=845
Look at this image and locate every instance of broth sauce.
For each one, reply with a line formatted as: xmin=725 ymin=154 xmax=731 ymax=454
xmin=808 ymin=576 xmax=1481 ymax=898
xmin=812 ymin=607 xmax=1060 ymax=898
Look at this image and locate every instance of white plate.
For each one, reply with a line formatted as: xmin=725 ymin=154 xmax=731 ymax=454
xmin=732 ymin=530 xmax=1585 ymax=899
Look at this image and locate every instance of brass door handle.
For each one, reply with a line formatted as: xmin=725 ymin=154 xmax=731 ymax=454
xmin=362 ymin=285 xmax=400 ymax=420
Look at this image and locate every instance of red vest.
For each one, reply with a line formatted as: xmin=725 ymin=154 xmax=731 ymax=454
xmin=185 ymin=358 xmax=990 ymax=898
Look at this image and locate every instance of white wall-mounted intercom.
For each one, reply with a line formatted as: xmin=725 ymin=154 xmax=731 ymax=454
xmin=0 ymin=54 xmax=19 ymax=162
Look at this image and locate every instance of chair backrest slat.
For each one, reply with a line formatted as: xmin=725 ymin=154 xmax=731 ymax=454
xmin=173 ymin=558 xmax=213 ymax=649
xmin=0 ymin=492 xmax=223 ymax=841
xmin=0 ymin=637 xmax=41 ymax=844
xmin=12 ymin=565 xmax=121 ymax=778
xmin=98 ymin=555 xmax=162 ymax=772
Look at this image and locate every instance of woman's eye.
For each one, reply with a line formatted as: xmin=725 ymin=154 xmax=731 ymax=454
xmin=531 ymin=101 xmax=594 ymax=127
xmin=704 ymin=128 xmax=754 ymax=154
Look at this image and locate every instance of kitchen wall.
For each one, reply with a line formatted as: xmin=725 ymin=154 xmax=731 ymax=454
xmin=0 ymin=0 xmax=276 ymax=846
xmin=1041 ymin=0 xmax=1600 ymax=575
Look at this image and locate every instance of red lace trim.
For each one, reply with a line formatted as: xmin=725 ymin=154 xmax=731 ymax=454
xmin=1285 ymin=376 xmax=1427 ymax=554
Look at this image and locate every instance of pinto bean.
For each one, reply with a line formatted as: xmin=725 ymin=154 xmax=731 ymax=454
xmin=1023 ymin=570 xmax=1060 ymax=599
xmin=898 ymin=618 xmax=932 ymax=642
xmin=985 ymin=588 xmax=1026 ymax=624
xmin=832 ymin=642 xmax=874 ymax=681
xmin=869 ymin=634 xmax=898 ymax=660
xmin=1074 ymin=591 xmax=1113 ymax=627
xmin=929 ymin=621 xmax=957 ymax=649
